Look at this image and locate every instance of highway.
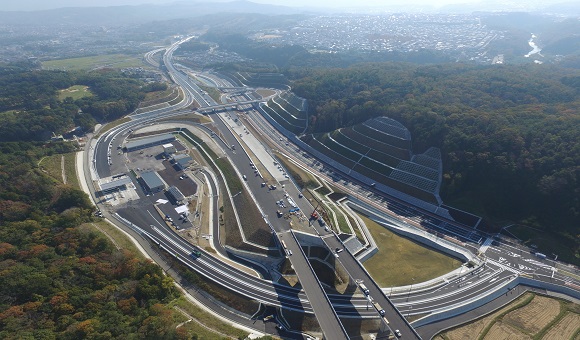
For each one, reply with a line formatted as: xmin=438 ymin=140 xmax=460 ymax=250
xmin=85 ymin=39 xmax=580 ymax=339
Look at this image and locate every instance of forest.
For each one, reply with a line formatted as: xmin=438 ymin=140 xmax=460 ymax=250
xmin=0 ymin=142 xmax=181 ymax=339
xmin=0 ymin=67 xmax=159 ymax=142
xmin=290 ymin=63 xmax=579 ymax=264
xmin=0 ymin=66 xmax=190 ymax=338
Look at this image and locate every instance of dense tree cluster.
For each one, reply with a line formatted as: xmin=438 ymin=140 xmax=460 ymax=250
xmin=0 ymin=65 xmax=186 ymax=337
xmin=0 ymin=68 xmax=152 ymax=142
xmin=0 ymin=142 xmax=180 ymax=339
xmin=291 ymin=63 xmax=579 ymax=263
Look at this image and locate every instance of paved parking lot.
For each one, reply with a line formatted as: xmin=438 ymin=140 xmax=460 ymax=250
xmin=157 ymin=161 xmax=198 ymax=196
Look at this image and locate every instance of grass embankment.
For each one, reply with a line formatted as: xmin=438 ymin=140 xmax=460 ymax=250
xmin=360 ymin=215 xmax=461 ymax=287
xmin=506 ymin=224 xmax=579 ymax=267
xmin=168 ymin=87 xmax=185 ymax=106
xmin=199 ymin=85 xmax=223 ymax=103
xmin=58 ymin=85 xmax=93 ymax=101
xmin=275 ymin=152 xmax=318 ymax=189
xmin=140 ymin=87 xmax=176 ymax=106
xmin=38 ymin=152 xmax=80 ymax=190
xmin=63 ymin=152 xmax=80 ymax=190
xmin=84 ymin=223 xmax=253 ymax=339
xmin=171 ymin=297 xmax=250 ymax=339
xmin=180 ymin=129 xmax=269 ymax=253
xmin=86 ymin=221 xmax=146 ymax=260
xmin=42 ymin=54 xmax=145 ymax=70
xmin=38 ymin=154 xmax=63 ymax=182
xmin=436 ymin=292 xmax=580 ymax=340
xmin=161 ymin=112 xmax=212 ymax=124
xmin=97 ymin=117 xmax=131 ymax=136
xmin=275 ymin=152 xmax=358 ymax=235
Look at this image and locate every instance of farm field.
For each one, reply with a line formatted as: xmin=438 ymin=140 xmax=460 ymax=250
xmin=360 ymin=214 xmax=461 ymax=287
xmin=58 ymin=85 xmax=93 ymax=101
xmin=42 ymin=54 xmax=145 ymax=70
xmin=436 ymin=292 xmax=580 ymax=340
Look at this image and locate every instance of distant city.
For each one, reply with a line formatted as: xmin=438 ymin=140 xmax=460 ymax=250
xmin=0 ymin=3 xmax=576 ymax=66
xmin=251 ymin=14 xmax=504 ymax=63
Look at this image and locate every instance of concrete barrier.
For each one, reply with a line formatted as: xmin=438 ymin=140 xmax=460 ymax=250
xmin=411 ymin=276 xmax=580 ymax=328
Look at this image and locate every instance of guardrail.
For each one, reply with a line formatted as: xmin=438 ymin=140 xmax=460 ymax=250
xmin=411 ymin=275 xmax=580 ymax=329
xmin=288 ymin=230 xmax=350 ymax=339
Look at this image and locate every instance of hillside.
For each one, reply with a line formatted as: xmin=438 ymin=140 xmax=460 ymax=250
xmin=290 ymin=62 xmax=580 ymax=264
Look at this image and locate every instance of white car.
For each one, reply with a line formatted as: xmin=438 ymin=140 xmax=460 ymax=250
xmin=394 ymin=329 xmax=402 ymax=337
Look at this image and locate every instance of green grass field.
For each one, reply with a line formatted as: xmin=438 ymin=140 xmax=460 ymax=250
xmin=361 ymin=215 xmax=462 ymax=287
xmin=58 ymin=85 xmax=93 ymax=101
xmin=63 ymin=152 xmax=80 ymax=190
xmin=42 ymin=54 xmax=145 ymax=71
xmin=38 ymin=154 xmax=63 ymax=183
xmin=38 ymin=152 xmax=80 ymax=190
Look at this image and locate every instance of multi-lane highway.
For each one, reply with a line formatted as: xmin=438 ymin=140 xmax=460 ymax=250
xmin=84 ymin=38 xmax=580 ymax=339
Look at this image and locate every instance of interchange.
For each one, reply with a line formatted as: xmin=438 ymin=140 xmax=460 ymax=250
xmin=86 ymin=39 xmax=580 ymax=339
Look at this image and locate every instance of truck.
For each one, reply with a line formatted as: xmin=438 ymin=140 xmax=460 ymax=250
xmin=277 ymin=210 xmax=283 ymax=217
xmin=358 ymin=282 xmax=370 ymax=295
xmin=372 ymin=301 xmax=386 ymax=317
xmin=535 ymin=252 xmax=547 ymax=260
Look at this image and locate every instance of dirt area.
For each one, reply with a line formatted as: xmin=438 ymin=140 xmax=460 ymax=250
xmin=256 ymin=89 xmax=277 ymax=98
xmin=125 ymin=145 xmax=168 ymax=173
xmin=503 ymin=294 xmax=561 ymax=334
xmin=485 ymin=321 xmax=530 ymax=340
xmin=541 ymin=312 xmax=580 ymax=340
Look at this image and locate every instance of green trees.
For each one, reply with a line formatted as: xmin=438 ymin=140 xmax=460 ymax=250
xmin=0 ymin=68 xmax=150 ymax=142
xmin=291 ymin=63 xmax=580 ymax=263
xmin=0 ymin=141 xmax=180 ymax=338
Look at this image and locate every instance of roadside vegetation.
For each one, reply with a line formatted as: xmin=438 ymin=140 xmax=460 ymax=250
xmin=63 ymin=152 xmax=80 ymax=190
xmin=97 ymin=117 xmax=132 ymax=136
xmin=359 ymin=214 xmax=461 ymax=287
xmin=181 ymin=129 xmax=271 ymax=252
xmin=199 ymin=85 xmax=223 ymax=103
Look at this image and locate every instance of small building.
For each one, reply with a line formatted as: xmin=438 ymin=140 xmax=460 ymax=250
xmin=98 ymin=177 xmax=132 ymax=196
xmin=173 ymin=153 xmax=193 ymax=170
xmin=166 ymin=186 xmax=186 ymax=204
xmin=140 ymin=171 xmax=165 ymax=193
xmin=163 ymin=143 xmax=176 ymax=155
xmin=125 ymin=133 xmax=175 ymax=152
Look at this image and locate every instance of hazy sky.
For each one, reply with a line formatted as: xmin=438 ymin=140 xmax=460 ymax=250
xmin=1 ymin=0 xmax=482 ymax=11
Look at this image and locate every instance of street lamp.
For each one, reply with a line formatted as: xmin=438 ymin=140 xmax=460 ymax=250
xmin=406 ymin=277 xmax=415 ymax=302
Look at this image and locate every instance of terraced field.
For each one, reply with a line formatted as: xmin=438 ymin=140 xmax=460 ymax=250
xmin=436 ymin=293 xmax=580 ymax=340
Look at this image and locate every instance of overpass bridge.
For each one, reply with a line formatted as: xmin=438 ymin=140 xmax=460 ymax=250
xmin=197 ymin=99 xmax=263 ymax=113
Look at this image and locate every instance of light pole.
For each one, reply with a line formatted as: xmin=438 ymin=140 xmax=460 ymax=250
xmin=406 ymin=277 xmax=415 ymax=302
